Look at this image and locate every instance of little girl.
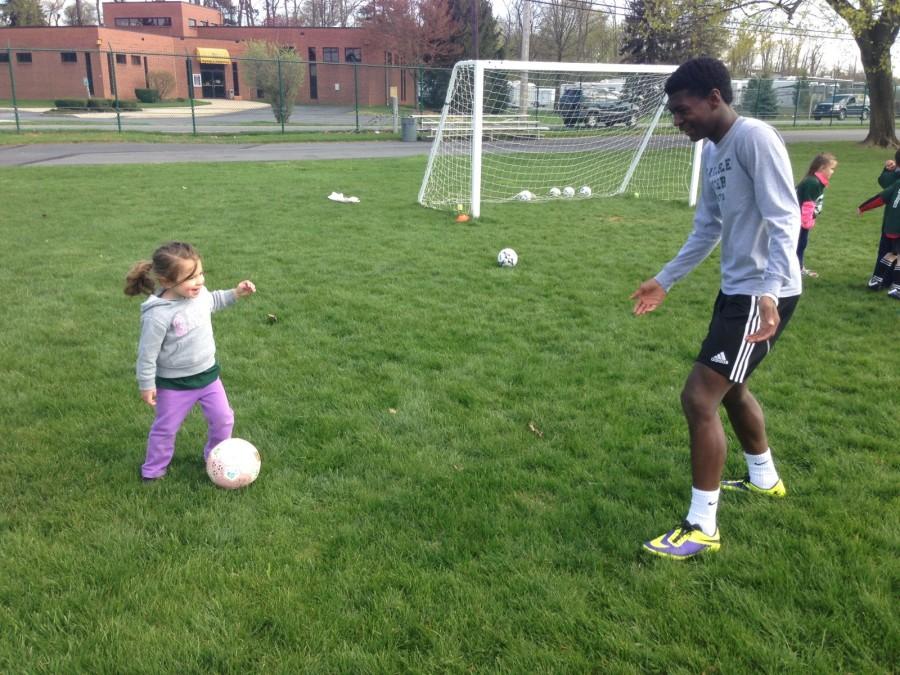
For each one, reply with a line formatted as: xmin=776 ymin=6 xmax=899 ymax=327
xmin=124 ymin=241 xmax=256 ymax=480
xmin=796 ymin=152 xmax=838 ymax=278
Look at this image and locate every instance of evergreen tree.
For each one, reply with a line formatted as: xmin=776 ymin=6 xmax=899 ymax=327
xmin=1 ymin=0 xmax=47 ymax=26
xmin=742 ymin=77 xmax=779 ymax=120
xmin=449 ymin=0 xmax=504 ymax=59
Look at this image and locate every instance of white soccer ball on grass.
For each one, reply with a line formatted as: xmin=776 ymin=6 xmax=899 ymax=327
xmin=549 ymin=187 xmax=562 ymax=197
xmin=515 ymin=190 xmax=535 ymax=201
xmin=497 ymin=248 xmax=518 ymax=268
xmin=206 ymin=438 xmax=261 ymax=489
xmin=562 ymin=186 xmax=575 ymax=198
xmin=578 ymin=185 xmax=592 ymax=197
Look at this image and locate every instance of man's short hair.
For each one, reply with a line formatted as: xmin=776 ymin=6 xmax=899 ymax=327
xmin=664 ymin=57 xmax=733 ymax=105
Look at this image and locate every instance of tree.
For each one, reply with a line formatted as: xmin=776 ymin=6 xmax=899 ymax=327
xmin=63 ymin=0 xmax=96 ymax=25
xmin=736 ymin=0 xmax=900 ymax=145
xmin=726 ymin=21 xmax=757 ymax=76
xmin=242 ymin=41 xmax=306 ymax=122
xmin=363 ymin=0 xmax=463 ymax=66
xmin=449 ymin=0 xmax=504 ymax=59
xmin=2 ymin=0 xmax=47 ymax=25
xmin=148 ymin=71 xmax=176 ymax=100
xmin=204 ymin=0 xmax=238 ymax=25
xmin=533 ymin=0 xmax=579 ymax=61
xmin=42 ymin=0 xmax=66 ymax=26
xmin=300 ymin=0 xmax=363 ymax=26
xmin=816 ymin=0 xmax=899 ymax=146
xmin=621 ymin=0 xmax=729 ymax=64
xmin=741 ymin=76 xmax=779 ymax=119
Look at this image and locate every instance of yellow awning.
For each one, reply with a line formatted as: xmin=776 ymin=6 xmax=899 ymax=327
xmin=196 ymin=48 xmax=231 ymax=65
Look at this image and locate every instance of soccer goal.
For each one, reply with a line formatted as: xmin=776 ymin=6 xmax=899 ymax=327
xmin=417 ymin=60 xmax=702 ymax=218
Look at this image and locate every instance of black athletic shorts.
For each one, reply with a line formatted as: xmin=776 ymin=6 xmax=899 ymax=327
xmin=697 ymin=292 xmax=799 ymax=383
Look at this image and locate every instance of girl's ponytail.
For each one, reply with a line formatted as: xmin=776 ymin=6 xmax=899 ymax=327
xmin=124 ymin=260 xmax=155 ymax=296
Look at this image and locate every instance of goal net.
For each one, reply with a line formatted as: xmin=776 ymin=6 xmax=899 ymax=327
xmin=418 ymin=60 xmax=701 ymax=218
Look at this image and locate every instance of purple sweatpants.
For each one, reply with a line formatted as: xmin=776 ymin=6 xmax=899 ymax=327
xmin=141 ymin=378 xmax=234 ymax=479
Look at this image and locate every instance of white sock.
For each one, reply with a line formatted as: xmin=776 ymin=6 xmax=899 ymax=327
xmin=686 ymin=487 xmax=720 ymax=536
xmin=746 ymin=449 xmax=780 ymax=489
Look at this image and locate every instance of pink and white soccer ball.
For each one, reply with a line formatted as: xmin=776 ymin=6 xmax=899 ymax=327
xmin=206 ymin=438 xmax=261 ymax=489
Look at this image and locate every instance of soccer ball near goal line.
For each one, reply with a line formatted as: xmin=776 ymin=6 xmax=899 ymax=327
xmin=497 ymin=248 xmax=518 ymax=268
xmin=206 ymin=438 xmax=261 ymax=489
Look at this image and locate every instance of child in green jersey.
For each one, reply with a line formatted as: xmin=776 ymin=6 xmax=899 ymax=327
xmin=858 ymin=175 xmax=900 ymax=300
xmin=866 ymin=151 xmax=900 ymax=290
xmin=796 ymin=153 xmax=837 ymax=278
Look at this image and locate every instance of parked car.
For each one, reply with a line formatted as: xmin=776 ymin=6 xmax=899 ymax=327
xmin=558 ymin=88 xmax=640 ymax=128
xmin=813 ymin=94 xmax=870 ymax=120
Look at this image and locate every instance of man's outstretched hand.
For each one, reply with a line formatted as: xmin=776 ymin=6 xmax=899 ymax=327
xmin=630 ymin=278 xmax=667 ymax=315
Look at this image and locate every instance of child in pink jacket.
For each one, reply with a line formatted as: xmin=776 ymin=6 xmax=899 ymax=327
xmin=796 ymin=153 xmax=838 ymax=277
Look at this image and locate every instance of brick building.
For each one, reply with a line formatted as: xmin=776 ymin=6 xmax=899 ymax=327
xmin=0 ymin=0 xmax=414 ymax=106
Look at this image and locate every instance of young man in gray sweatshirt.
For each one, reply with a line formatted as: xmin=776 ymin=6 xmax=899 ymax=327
xmin=630 ymin=57 xmax=802 ymax=559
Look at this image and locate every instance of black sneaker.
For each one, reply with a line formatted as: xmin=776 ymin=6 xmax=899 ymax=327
xmin=867 ymin=275 xmax=883 ymax=290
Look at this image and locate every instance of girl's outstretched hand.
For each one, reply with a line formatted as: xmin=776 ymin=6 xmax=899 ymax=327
xmin=236 ymin=280 xmax=257 ymax=297
xmin=141 ymin=389 xmax=157 ymax=407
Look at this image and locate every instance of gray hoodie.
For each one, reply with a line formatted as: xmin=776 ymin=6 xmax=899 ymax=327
xmin=136 ymin=287 xmax=237 ymax=390
xmin=655 ymin=116 xmax=803 ymax=299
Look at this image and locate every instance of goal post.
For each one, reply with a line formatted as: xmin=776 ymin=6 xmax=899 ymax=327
xmin=418 ymin=60 xmax=702 ymax=218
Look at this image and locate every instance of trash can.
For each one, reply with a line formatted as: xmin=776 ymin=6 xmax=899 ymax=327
xmin=401 ymin=116 xmax=417 ymax=142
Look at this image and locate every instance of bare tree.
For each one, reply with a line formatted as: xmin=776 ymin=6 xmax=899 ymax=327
xmin=42 ymin=0 xmax=66 ymax=25
xmin=301 ymin=0 xmax=364 ymax=26
xmin=800 ymin=40 xmax=825 ymax=75
xmin=533 ymin=0 xmax=579 ymax=61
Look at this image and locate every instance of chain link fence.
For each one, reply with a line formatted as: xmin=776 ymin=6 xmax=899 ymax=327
xmin=0 ymin=46 xmax=450 ymax=135
xmin=2 ymin=51 xmax=897 ymax=136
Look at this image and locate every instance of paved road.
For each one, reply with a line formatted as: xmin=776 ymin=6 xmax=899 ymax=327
xmin=0 ymin=128 xmax=869 ymax=167
xmin=0 ymin=141 xmax=432 ymax=167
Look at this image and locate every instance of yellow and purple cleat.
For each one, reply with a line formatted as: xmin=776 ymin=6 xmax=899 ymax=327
xmin=642 ymin=521 xmax=720 ymax=560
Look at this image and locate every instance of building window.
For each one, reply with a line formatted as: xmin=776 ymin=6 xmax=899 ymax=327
xmin=115 ymin=16 xmax=172 ymax=27
xmin=115 ymin=54 xmax=127 ymax=65
xmin=61 ymin=52 xmax=78 ymax=63
xmin=323 ymin=47 xmax=338 ymax=63
xmin=344 ymin=48 xmax=361 ymax=63
xmin=200 ymin=20 xmax=208 ymax=26
xmin=0 ymin=53 xmax=9 ymax=63
xmin=188 ymin=18 xmax=197 ymax=27
xmin=131 ymin=55 xmax=141 ymax=65
xmin=16 ymin=53 xmax=32 ymax=63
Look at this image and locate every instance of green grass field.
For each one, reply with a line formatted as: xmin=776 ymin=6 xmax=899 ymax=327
xmin=0 ymin=141 xmax=897 ymax=672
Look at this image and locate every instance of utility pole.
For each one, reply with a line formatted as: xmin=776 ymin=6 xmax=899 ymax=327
xmin=473 ymin=0 xmax=480 ymax=59
xmin=519 ymin=0 xmax=532 ymax=115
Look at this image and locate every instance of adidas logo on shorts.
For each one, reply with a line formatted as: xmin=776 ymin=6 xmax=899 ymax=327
xmin=710 ymin=351 xmax=730 ymax=365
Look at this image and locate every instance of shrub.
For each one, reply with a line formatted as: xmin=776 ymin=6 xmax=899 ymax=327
xmin=54 ymin=99 xmax=87 ymax=109
xmin=147 ymin=70 xmax=175 ymax=99
xmin=135 ymin=88 xmax=160 ymax=103
xmin=242 ymin=41 xmax=306 ymax=123
xmin=87 ymin=98 xmax=112 ymax=109
xmin=117 ymin=101 xmax=140 ymax=110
